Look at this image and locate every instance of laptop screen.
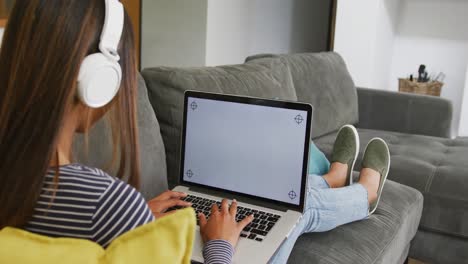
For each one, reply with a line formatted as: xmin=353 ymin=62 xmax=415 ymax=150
xmin=181 ymin=92 xmax=311 ymax=208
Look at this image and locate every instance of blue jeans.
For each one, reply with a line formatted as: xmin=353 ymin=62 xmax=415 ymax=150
xmin=269 ymin=144 xmax=369 ymax=263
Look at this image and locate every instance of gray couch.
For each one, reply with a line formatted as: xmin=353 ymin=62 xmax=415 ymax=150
xmin=82 ymin=52 xmax=467 ymax=263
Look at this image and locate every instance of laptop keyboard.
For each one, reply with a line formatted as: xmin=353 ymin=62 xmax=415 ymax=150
xmin=168 ymin=194 xmax=281 ymax=242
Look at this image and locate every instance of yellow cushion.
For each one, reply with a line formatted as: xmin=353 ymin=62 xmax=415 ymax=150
xmin=0 ymin=208 xmax=195 ymax=264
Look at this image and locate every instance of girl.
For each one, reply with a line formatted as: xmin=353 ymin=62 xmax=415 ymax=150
xmin=0 ymin=1 xmax=390 ymax=263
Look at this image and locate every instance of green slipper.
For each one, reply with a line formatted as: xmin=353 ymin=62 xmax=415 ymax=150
xmin=331 ymin=125 xmax=360 ymax=186
xmin=362 ymin=138 xmax=391 ymax=215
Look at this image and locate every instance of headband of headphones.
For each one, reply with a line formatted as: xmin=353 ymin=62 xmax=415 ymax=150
xmin=76 ymin=0 xmax=124 ymax=108
xmin=100 ymin=0 xmax=124 ymax=61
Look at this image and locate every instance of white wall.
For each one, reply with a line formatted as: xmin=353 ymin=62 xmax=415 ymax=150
xmin=334 ymin=0 xmax=401 ymax=89
xmin=249 ymin=0 xmax=330 ymax=55
xmin=205 ymin=0 xmax=251 ymax=66
xmin=247 ymin=0 xmax=294 ymax=56
xmin=335 ymin=0 xmax=379 ymax=88
xmin=141 ymin=0 xmax=331 ymax=67
xmin=371 ymin=0 xmax=402 ymax=90
xmin=335 ymin=0 xmax=468 ymax=137
xmin=460 ymin=66 xmax=468 ymax=137
xmin=0 ymin=28 xmax=4 ymax=46
xmin=389 ymin=0 xmax=468 ymax=137
xmin=205 ymin=0 xmax=331 ymax=66
xmin=141 ymin=0 xmax=208 ymax=68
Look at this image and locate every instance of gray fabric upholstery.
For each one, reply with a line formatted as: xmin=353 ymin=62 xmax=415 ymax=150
xmin=288 ymin=180 xmax=423 ymax=264
xmin=73 ymin=75 xmax=168 ymax=200
xmin=141 ymin=59 xmax=297 ymax=187
xmin=357 ymin=87 xmax=453 ymax=138
xmin=246 ymin=52 xmax=359 ymax=138
xmin=136 ymin=51 xmax=457 ymax=263
xmin=409 ymin=229 xmax=468 ymax=264
xmin=314 ymin=129 xmax=468 ymax=240
xmin=396 ymin=245 xmax=411 ymax=264
xmin=140 ymin=52 xmax=427 ymax=263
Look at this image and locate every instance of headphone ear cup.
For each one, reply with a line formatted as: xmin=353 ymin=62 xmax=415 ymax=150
xmin=77 ymin=53 xmax=122 ymax=108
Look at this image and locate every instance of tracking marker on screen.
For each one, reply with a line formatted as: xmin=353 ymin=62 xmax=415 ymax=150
xmin=288 ymin=190 xmax=297 ymax=200
xmin=294 ymin=114 xmax=304 ymax=125
xmin=186 ymin=169 xmax=194 ymax=178
xmin=190 ymin=101 xmax=198 ymax=111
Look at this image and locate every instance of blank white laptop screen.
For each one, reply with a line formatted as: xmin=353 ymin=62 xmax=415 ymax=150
xmin=182 ymin=97 xmax=309 ymax=206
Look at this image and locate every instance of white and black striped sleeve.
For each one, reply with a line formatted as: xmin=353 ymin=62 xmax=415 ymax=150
xmin=23 ymin=164 xmax=233 ymax=262
xmin=91 ymin=178 xmax=155 ymax=247
xmin=203 ymin=240 xmax=234 ymax=264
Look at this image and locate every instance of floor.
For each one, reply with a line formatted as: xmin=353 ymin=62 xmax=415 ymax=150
xmin=409 ymin=259 xmax=425 ymax=264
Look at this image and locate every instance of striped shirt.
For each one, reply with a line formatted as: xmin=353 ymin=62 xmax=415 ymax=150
xmin=23 ymin=164 xmax=233 ymax=263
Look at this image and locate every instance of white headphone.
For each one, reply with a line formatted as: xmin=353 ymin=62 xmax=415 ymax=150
xmin=77 ymin=0 xmax=124 ymax=108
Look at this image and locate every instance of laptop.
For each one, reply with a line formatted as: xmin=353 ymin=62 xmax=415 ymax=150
xmin=172 ymin=91 xmax=313 ymax=263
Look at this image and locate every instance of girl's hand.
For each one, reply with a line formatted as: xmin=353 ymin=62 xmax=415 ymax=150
xmin=147 ymin=190 xmax=192 ymax=218
xmin=199 ymin=199 xmax=254 ymax=247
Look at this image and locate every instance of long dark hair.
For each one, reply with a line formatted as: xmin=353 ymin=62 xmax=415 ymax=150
xmin=0 ymin=0 xmax=140 ymax=228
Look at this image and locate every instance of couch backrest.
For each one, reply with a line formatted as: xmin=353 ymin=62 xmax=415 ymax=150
xmin=141 ymin=58 xmax=297 ymax=187
xmin=246 ymin=52 xmax=359 ymax=138
xmin=73 ymin=75 xmax=168 ymax=200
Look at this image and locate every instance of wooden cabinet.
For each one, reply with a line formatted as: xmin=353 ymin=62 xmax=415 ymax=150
xmin=0 ymin=0 xmax=141 ymax=67
xmin=0 ymin=0 xmax=14 ymax=27
xmin=121 ymin=0 xmax=141 ymax=69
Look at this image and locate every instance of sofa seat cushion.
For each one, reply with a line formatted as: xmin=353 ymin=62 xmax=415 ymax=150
xmin=288 ymin=180 xmax=423 ymax=264
xmin=314 ymin=129 xmax=468 ymax=239
xmin=246 ymin=52 xmax=359 ymax=138
xmin=142 ymin=59 xmax=297 ymax=187
xmin=410 ymin=229 xmax=468 ymax=264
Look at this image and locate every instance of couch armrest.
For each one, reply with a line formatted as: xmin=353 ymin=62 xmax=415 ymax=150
xmin=357 ymin=87 xmax=453 ymax=138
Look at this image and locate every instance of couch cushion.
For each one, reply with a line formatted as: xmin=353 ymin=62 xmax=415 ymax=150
xmin=288 ymin=180 xmax=423 ymax=264
xmin=141 ymin=58 xmax=297 ymax=187
xmin=73 ymin=75 xmax=168 ymax=200
xmin=246 ymin=52 xmax=359 ymax=138
xmin=314 ymin=129 xmax=468 ymax=239
xmin=410 ymin=229 xmax=468 ymax=264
